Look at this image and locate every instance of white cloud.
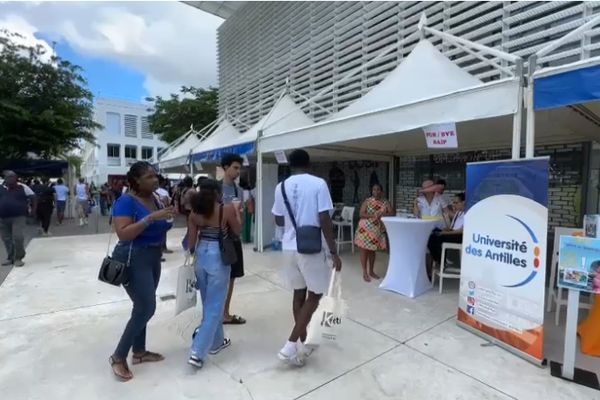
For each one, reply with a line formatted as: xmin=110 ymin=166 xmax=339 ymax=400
xmin=0 ymin=1 xmax=223 ymax=98
xmin=0 ymin=14 xmax=55 ymax=62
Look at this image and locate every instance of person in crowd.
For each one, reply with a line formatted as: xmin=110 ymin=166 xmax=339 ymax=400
xmin=176 ymin=176 xmax=195 ymax=251
xmin=100 ymin=182 xmax=112 ymax=216
xmin=220 ymin=153 xmax=246 ymax=325
xmin=90 ymin=182 xmax=100 ymax=210
xmin=435 ymin=178 xmax=451 ymax=212
xmin=109 ymin=161 xmax=174 ymax=382
xmin=413 ymin=179 xmax=449 ymax=224
xmin=53 ymin=178 xmax=69 ymax=225
xmin=75 ymin=177 xmax=90 ymax=226
xmin=354 ymin=183 xmax=394 ymax=282
xmin=427 ymin=192 xmax=465 ymax=267
xmin=36 ymin=177 xmax=55 ymax=236
xmin=186 ymin=179 xmax=241 ymax=369
xmin=0 ymin=171 xmax=36 ymax=267
xmin=112 ymin=179 xmax=124 ymax=202
xmin=272 ymin=149 xmax=342 ymax=366
xmin=31 ymin=179 xmax=44 ymax=198
xmin=155 ymin=175 xmax=173 ymax=255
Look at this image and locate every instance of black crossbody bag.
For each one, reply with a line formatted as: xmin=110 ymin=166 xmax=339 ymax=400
xmin=218 ymin=203 xmax=239 ymax=265
xmin=98 ymin=213 xmax=135 ymax=286
xmin=281 ymin=179 xmax=322 ymax=254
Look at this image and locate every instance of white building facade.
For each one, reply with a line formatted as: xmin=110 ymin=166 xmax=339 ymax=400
xmin=81 ymin=98 xmax=168 ymax=185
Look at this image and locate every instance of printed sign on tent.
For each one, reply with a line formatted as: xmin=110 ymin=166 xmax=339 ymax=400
xmin=458 ymin=158 xmax=549 ymax=364
xmin=274 ymin=150 xmax=288 ymax=164
xmin=423 ymin=122 xmax=458 ymax=148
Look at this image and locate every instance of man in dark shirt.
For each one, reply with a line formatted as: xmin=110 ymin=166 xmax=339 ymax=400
xmin=0 ymin=171 xmax=36 ymax=267
xmin=36 ymin=178 xmax=55 ymax=235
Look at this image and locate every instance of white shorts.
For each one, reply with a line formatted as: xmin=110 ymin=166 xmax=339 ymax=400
xmin=282 ymin=251 xmax=330 ymax=295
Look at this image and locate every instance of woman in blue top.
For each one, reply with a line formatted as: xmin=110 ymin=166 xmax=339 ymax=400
xmin=109 ymin=161 xmax=174 ymax=381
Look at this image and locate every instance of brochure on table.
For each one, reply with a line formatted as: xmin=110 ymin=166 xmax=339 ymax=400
xmin=458 ymin=157 xmax=549 ymax=365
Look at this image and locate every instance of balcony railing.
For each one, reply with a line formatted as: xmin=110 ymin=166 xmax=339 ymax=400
xmin=107 ymin=157 xmax=121 ymax=166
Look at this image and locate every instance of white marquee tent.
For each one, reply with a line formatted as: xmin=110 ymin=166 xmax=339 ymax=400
xmin=259 ymin=38 xmax=522 ymax=156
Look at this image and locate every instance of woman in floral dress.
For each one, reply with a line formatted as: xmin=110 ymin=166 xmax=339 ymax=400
xmin=354 ymin=184 xmax=394 ymax=282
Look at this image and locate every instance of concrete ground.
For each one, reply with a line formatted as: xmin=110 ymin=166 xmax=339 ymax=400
xmin=1 ymin=228 xmax=599 ymax=400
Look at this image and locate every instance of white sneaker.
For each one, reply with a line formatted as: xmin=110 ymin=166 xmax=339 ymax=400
xmin=278 ymin=348 xmax=305 ymax=367
xmin=84 ymin=219 xmax=89 ymax=225
xmin=297 ymin=342 xmax=314 ymax=359
xmin=79 ymin=218 xmax=84 ymax=226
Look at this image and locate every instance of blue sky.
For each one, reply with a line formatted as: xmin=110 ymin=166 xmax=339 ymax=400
xmin=1 ymin=2 xmax=222 ymax=101
xmin=39 ymin=34 xmax=147 ymax=102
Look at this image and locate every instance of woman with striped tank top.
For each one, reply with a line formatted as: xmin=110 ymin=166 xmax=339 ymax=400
xmin=186 ymin=179 xmax=241 ymax=368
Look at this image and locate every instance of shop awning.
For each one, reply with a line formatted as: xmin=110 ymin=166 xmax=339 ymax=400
xmin=192 ymin=94 xmax=313 ymax=162
xmin=259 ymin=39 xmax=521 ymax=154
xmin=533 ymin=58 xmax=600 ymax=110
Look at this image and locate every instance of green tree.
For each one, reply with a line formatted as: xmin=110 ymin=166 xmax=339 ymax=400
xmin=0 ymin=30 xmax=99 ymax=160
xmin=146 ymin=86 xmax=218 ymax=144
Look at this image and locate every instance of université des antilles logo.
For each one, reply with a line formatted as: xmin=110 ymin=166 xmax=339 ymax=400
xmin=467 ymin=214 xmax=541 ymax=288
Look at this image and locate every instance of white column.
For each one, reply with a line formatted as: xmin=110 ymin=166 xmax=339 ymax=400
xmin=562 ymin=289 xmax=580 ymax=380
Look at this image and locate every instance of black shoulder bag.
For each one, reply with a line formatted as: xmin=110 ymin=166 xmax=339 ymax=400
xmin=98 ymin=213 xmax=134 ymax=286
xmin=281 ymin=179 xmax=322 ymax=254
xmin=219 ymin=204 xmax=239 ymax=265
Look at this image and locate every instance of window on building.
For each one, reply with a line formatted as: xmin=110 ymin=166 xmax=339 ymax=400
xmin=141 ymin=116 xmax=153 ymax=139
xmin=124 ymin=114 xmax=138 ymax=137
xmin=106 ymin=112 xmax=121 ymax=135
xmin=107 ymin=144 xmax=120 ymax=158
xmin=125 ymin=145 xmax=137 ymax=160
xmin=141 ymin=147 xmax=153 ymax=160
xmin=107 ymin=144 xmax=121 ymax=166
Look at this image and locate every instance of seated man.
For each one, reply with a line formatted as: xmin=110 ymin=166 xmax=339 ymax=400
xmin=427 ymin=192 xmax=465 ymax=267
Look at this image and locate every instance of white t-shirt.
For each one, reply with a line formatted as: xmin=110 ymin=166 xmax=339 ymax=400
xmin=75 ymin=183 xmax=88 ymax=200
xmin=416 ymin=193 xmax=447 ymax=218
xmin=54 ymin=184 xmax=69 ymax=201
xmin=450 ymin=211 xmax=464 ymax=231
xmin=272 ymin=173 xmax=334 ymax=251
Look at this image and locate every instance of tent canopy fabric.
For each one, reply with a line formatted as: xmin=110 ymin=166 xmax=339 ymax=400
xmin=192 ymin=94 xmax=313 ymax=162
xmin=259 ymin=39 xmax=520 ymax=154
xmin=534 ymin=58 xmax=600 ymax=110
xmin=157 ymin=132 xmax=204 ymax=170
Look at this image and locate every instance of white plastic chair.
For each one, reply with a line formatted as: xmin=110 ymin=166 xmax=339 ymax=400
xmin=333 ymin=206 xmax=355 ymax=254
xmin=432 ymin=242 xmax=462 ymax=293
xmin=547 ymin=226 xmax=592 ymax=325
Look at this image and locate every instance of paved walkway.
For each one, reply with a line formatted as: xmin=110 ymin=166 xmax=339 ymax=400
xmin=0 ymin=229 xmax=598 ymax=399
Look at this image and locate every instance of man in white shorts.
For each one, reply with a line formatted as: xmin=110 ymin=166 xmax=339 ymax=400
xmin=272 ymin=149 xmax=342 ymax=366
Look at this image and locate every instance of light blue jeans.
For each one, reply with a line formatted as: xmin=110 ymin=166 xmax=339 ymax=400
xmin=190 ymin=240 xmax=231 ymax=360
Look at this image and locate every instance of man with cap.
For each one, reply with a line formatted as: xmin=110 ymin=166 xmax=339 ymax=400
xmin=0 ymin=171 xmax=36 ymax=267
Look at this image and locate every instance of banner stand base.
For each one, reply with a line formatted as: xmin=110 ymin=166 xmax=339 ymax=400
xmin=550 ymin=361 xmax=600 ymax=391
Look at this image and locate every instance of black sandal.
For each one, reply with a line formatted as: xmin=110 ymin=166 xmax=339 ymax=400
xmin=223 ymin=315 xmax=246 ymax=325
xmin=132 ymin=351 xmax=165 ymax=365
xmin=109 ymin=356 xmax=133 ymax=381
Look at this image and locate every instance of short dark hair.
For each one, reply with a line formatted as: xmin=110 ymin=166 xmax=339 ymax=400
xmin=57 ymin=178 xmax=63 ymax=184
xmin=221 ymin=153 xmax=243 ymax=169
xmin=289 ymin=149 xmax=310 ymax=169
xmin=455 ymin=192 xmax=465 ymax=202
xmin=436 ymin=179 xmax=447 ymax=187
xmin=182 ymin=176 xmax=194 ymax=187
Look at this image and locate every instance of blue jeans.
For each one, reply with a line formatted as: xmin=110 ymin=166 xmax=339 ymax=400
xmin=113 ymin=244 xmax=162 ymax=359
xmin=190 ymin=240 xmax=231 ymax=360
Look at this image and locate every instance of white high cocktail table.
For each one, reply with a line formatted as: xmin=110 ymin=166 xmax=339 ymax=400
xmin=380 ymin=217 xmax=437 ymax=298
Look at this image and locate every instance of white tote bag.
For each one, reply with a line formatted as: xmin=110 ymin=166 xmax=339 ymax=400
xmin=174 ymin=255 xmax=197 ymax=316
xmin=306 ymin=270 xmax=347 ymax=346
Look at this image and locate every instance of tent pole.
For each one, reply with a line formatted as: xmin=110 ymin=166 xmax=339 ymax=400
xmin=512 ymin=59 xmax=524 ymax=160
xmin=388 ymin=156 xmax=396 ymax=212
xmin=256 ymin=132 xmax=264 ymax=252
xmin=525 ymin=54 xmax=537 ymax=159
